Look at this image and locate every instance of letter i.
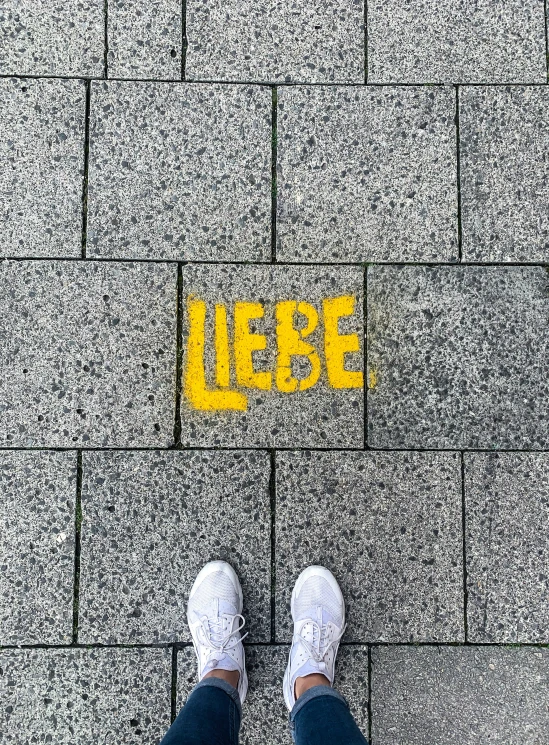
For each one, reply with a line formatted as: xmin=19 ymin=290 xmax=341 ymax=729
xmin=215 ymin=304 xmax=231 ymax=388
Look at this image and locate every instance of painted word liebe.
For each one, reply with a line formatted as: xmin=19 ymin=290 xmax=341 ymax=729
xmin=184 ymin=295 xmax=363 ymax=411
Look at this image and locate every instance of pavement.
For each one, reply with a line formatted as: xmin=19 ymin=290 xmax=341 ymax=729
xmin=1 ymin=1 xmax=549 ymax=743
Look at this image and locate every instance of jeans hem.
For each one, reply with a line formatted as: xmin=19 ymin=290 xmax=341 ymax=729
xmin=289 ymin=685 xmax=348 ymax=722
xmin=192 ymin=677 xmax=242 ymax=719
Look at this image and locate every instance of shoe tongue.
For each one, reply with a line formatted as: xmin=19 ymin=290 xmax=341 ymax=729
xmin=213 ymin=597 xmax=238 ymax=619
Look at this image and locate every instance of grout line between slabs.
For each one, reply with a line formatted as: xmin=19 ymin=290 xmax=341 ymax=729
xmin=545 ymin=0 xmax=549 ymax=84
xmin=455 ymin=85 xmax=463 ymax=262
xmin=171 ymin=646 xmax=178 ymax=722
xmin=81 ymin=81 xmax=91 ymax=259
xmin=3 ymin=445 xmax=549 ymax=454
xmin=3 ymin=640 xmax=547 ymax=651
xmin=364 ymin=0 xmax=368 ymax=84
xmin=3 ymin=73 xmax=549 ymax=87
xmin=103 ymin=0 xmax=109 ymax=79
xmin=2 ymin=256 xmax=549 ymax=268
xmin=367 ymin=645 xmax=373 ymax=744
xmin=173 ymin=264 xmax=184 ymax=447
xmin=271 ymin=86 xmax=278 ymax=263
xmin=181 ymin=0 xmax=188 ymax=80
xmin=269 ymin=449 xmax=277 ymax=642
xmin=72 ymin=451 xmax=83 ymax=643
xmin=461 ymin=451 xmax=469 ymax=643
xmin=363 ymin=266 xmax=368 ymax=450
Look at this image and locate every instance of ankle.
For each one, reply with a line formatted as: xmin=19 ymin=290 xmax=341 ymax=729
xmin=203 ymin=668 xmax=240 ymax=690
xmin=294 ymin=672 xmax=331 ymax=700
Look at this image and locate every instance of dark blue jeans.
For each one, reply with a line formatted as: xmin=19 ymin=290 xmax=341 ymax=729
xmin=160 ymin=678 xmax=368 ymax=745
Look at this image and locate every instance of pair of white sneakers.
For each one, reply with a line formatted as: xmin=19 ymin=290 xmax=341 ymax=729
xmin=187 ymin=561 xmax=346 ymax=710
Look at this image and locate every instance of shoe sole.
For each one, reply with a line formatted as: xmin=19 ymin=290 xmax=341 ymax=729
xmin=283 ymin=566 xmax=345 ymax=712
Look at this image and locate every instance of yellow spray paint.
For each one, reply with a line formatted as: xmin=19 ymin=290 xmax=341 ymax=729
xmin=323 ymin=295 xmax=363 ymax=389
xmin=233 ymin=302 xmax=272 ymax=390
xmin=214 ymin=304 xmax=231 ymax=388
xmin=184 ymin=297 xmax=247 ymax=411
xmin=184 ymin=294 xmax=363 ymax=411
xmin=275 ymin=301 xmax=321 ymax=392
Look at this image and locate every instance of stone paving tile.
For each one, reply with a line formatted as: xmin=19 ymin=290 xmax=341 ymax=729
xmin=78 ymin=450 xmax=271 ymax=643
xmin=465 ymin=452 xmax=549 ymax=643
xmin=185 ymin=0 xmax=364 ymax=83
xmin=0 ymin=451 xmax=76 ymax=645
xmin=0 ymin=78 xmax=85 ymax=258
xmin=0 ymin=647 xmax=171 ymax=744
xmin=277 ymin=86 xmax=457 ymax=263
xmin=367 ymin=266 xmax=549 ymax=449
xmin=0 ymin=1 xmax=104 ymax=77
xmin=107 ymin=0 xmax=182 ymax=80
xmin=372 ymin=646 xmax=549 ymax=744
xmin=87 ymin=82 xmax=271 ymax=261
xmin=461 ymin=86 xmax=549 ymax=263
xmin=177 ymin=645 xmax=369 ymax=743
xmin=179 ymin=264 xmax=364 ymax=448
xmin=275 ymin=451 xmax=463 ymax=642
xmin=0 ymin=261 xmax=176 ymax=448
xmin=368 ymin=0 xmax=546 ymax=83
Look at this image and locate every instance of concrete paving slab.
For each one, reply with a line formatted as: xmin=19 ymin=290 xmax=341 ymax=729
xmin=87 ymin=81 xmax=271 ymax=261
xmin=78 ymin=450 xmax=271 ymax=643
xmin=177 ymin=646 xmax=289 ymax=744
xmin=275 ymin=451 xmax=463 ymax=642
xmin=185 ymin=0 xmax=364 ymax=83
xmin=0 ymin=451 xmax=76 ymax=644
xmin=367 ymin=266 xmax=549 ymax=449
xmin=372 ymin=646 xmax=549 ymax=744
xmin=0 ymin=0 xmax=104 ymax=77
xmin=107 ymin=0 xmax=182 ymax=80
xmin=0 ymin=77 xmax=85 ymax=258
xmin=465 ymin=452 xmax=549 ymax=643
xmin=368 ymin=0 xmax=546 ymax=83
xmin=0 ymin=261 xmax=176 ymax=447
xmin=277 ymin=85 xmax=457 ymax=263
xmin=179 ymin=264 xmax=364 ymax=448
xmin=461 ymin=86 xmax=549 ymax=262
xmin=0 ymin=647 xmax=171 ymax=744
xmin=177 ymin=645 xmax=369 ymax=744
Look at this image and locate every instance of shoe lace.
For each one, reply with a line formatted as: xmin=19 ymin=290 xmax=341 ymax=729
xmin=293 ymin=618 xmax=347 ymax=663
xmin=199 ymin=613 xmax=248 ymax=655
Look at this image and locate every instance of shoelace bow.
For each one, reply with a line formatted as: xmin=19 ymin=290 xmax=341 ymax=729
xmin=294 ymin=619 xmax=347 ymax=663
xmin=200 ymin=613 xmax=248 ymax=655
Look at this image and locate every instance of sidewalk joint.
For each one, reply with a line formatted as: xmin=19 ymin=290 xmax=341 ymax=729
xmin=364 ymin=0 xmax=368 ymax=84
xmin=171 ymin=646 xmax=178 ymax=722
xmin=72 ymin=451 xmax=83 ymax=644
xmin=269 ymin=449 xmax=277 ymax=642
xmin=271 ymin=86 xmax=278 ymax=263
xmin=104 ymin=0 xmax=109 ymax=79
xmin=367 ymin=644 xmax=373 ymax=743
xmin=461 ymin=451 xmax=469 ymax=643
xmin=543 ymin=0 xmax=549 ymax=83
xmin=455 ymin=85 xmax=463 ymax=263
xmin=181 ymin=0 xmax=188 ymax=81
xmin=363 ymin=266 xmax=368 ymax=450
xmin=173 ymin=263 xmax=184 ymax=447
xmin=81 ymin=81 xmax=91 ymax=259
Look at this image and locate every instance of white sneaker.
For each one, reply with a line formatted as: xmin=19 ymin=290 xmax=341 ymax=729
xmin=187 ymin=560 xmax=248 ymax=704
xmin=283 ymin=566 xmax=346 ymax=711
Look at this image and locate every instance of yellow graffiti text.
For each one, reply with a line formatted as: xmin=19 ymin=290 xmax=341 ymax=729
xmin=184 ymin=295 xmax=363 ymax=411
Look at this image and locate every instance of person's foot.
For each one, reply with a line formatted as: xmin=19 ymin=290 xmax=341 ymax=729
xmin=283 ymin=565 xmax=346 ymax=711
xmin=187 ymin=560 xmax=248 ymax=704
